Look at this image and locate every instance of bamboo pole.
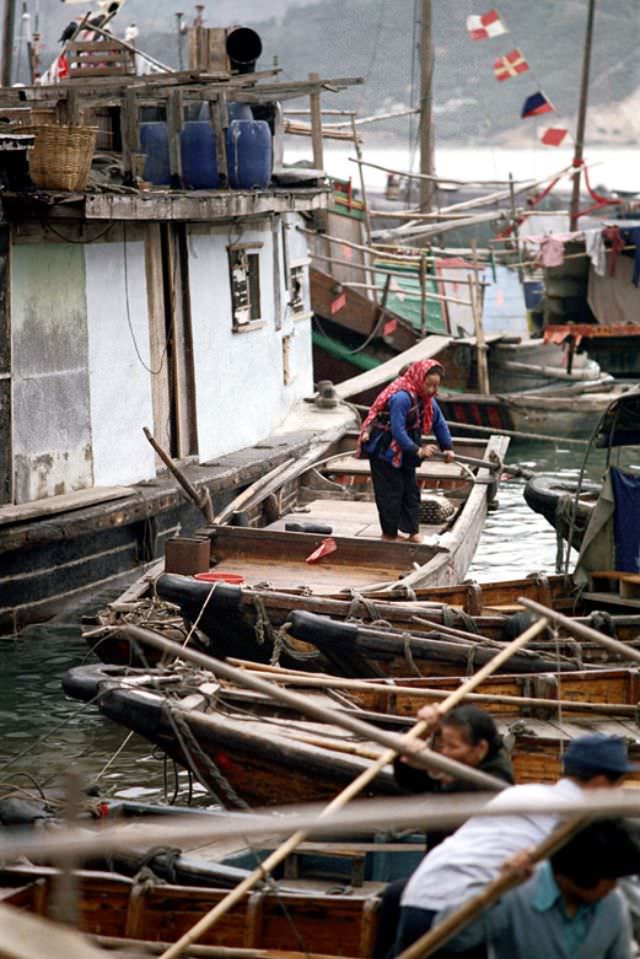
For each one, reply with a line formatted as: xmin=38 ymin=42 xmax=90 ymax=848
xmin=350 ymin=113 xmax=377 ymax=305
xmin=570 ymin=0 xmax=596 ymax=229
xmin=519 ymin=598 xmax=640 ymax=666
xmin=95 ymin=938 xmax=346 ymax=959
xmin=125 ymin=617 xmax=549 ymax=959
xmin=395 ymin=815 xmax=587 ymax=959
xmin=347 ymin=156 xmax=569 ymax=188
xmin=125 ymin=625 xmax=504 ymax=788
xmin=225 ymin=668 xmax=638 ymax=717
xmin=443 ymin=419 xmax=588 ymax=447
xmin=3 ymin=790 xmax=640 ymax=866
xmin=469 ymin=272 xmax=489 ymax=396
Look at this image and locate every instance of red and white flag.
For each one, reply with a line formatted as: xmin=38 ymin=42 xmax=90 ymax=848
xmin=539 ymin=126 xmax=570 ymax=147
xmin=493 ymin=49 xmax=529 ymax=81
xmin=466 ymin=9 xmax=508 ymax=40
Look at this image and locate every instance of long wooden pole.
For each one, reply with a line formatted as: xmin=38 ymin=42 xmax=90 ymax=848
xmin=570 ymin=0 xmax=596 ymax=229
xmin=125 ymin=617 xmax=548 ymax=959
xmin=418 ymin=0 xmax=434 ymax=212
xmin=227 ymin=667 xmax=639 ymax=718
xmin=143 ymin=427 xmax=214 ymax=523
xmin=3 ymin=789 xmax=640 ymax=866
xmin=396 ymin=815 xmax=586 ymax=959
xmin=519 ymin=597 xmax=640 ymax=666
xmin=125 ymin=625 xmax=504 ymax=790
xmin=1 ymin=0 xmax=16 ymax=86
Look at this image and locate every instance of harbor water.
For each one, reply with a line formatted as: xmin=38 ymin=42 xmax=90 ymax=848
xmin=0 ymin=440 xmax=605 ymax=806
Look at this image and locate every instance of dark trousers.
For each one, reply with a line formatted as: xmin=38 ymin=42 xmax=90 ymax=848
xmin=391 ymin=904 xmax=487 ymax=959
xmin=370 ymin=457 xmax=420 ymax=537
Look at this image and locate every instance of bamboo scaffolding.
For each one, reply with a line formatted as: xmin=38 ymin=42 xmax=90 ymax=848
xmin=372 ymin=210 xmax=509 ymax=243
xmin=332 ymin=278 xmax=472 ymax=308
xmin=300 ymin=226 xmax=486 ymax=268
xmin=311 ymin=250 xmax=481 ymax=289
xmin=122 ymin=619 xmax=548 ymax=959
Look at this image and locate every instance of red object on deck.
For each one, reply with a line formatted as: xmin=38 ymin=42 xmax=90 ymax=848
xmin=194 ymin=571 xmax=245 ymax=585
xmin=305 ymin=537 xmax=337 ymax=564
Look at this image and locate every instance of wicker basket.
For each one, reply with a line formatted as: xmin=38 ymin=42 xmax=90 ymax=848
xmin=420 ymin=494 xmax=455 ymax=526
xmin=27 ymin=124 xmax=96 ymax=192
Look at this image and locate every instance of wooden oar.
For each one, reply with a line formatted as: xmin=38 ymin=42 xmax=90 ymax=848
xmin=519 ymin=597 xmax=640 ymax=666
xmin=396 ymin=815 xmax=587 ymax=959
xmin=125 ymin=616 xmax=549 ymax=959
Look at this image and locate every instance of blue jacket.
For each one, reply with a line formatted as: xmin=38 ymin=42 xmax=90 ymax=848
xmin=362 ymin=391 xmax=452 ymax=467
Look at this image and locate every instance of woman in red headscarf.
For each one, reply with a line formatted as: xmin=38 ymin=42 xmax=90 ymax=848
xmin=359 ymin=359 xmax=454 ymax=542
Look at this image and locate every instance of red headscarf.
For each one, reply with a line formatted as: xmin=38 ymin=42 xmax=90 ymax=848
xmin=358 ymin=359 xmax=444 ymax=462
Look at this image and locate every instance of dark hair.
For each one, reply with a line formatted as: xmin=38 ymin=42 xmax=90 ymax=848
xmin=551 ymin=819 xmax=640 ymax=888
xmin=441 ymin=705 xmax=502 ymax=758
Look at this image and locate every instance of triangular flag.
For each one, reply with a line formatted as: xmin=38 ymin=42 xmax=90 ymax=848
xmin=539 ymin=127 xmax=570 ymax=147
xmin=521 ymin=91 xmax=554 ymax=118
xmin=493 ymin=49 xmax=529 ymax=81
xmin=466 ymin=9 xmax=508 ymax=40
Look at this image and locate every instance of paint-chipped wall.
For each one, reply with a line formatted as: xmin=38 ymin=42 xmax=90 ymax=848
xmin=84 ymin=225 xmax=156 ymax=487
xmin=187 ymin=214 xmax=314 ymax=463
xmin=11 ymin=242 xmax=93 ymax=504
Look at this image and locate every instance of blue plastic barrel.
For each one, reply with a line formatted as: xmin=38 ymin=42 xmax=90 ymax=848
xmin=226 ymin=119 xmax=272 ymax=190
xmin=228 ymin=102 xmax=253 ymax=122
xmin=139 ymin=121 xmax=171 ymax=186
xmin=180 ymin=121 xmax=219 ymax=189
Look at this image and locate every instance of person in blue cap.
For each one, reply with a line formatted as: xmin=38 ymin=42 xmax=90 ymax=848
xmin=446 ymin=818 xmax=639 ymax=959
xmin=392 ymin=733 xmax=637 ymax=958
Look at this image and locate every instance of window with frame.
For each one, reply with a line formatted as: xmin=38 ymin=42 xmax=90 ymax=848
xmin=228 ymin=245 xmax=263 ymax=331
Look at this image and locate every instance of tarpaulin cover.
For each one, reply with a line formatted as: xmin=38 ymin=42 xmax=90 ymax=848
xmin=611 ymin=466 xmax=640 ymax=572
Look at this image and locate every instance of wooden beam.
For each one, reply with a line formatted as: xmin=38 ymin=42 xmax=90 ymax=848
xmin=167 ymin=88 xmax=184 ymax=187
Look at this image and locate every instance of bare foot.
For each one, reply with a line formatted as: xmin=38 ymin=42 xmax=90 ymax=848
xmin=381 ymin=533 xmax=398 ymax=541
xmin=407 ymin=533 xmax=423 ymax=544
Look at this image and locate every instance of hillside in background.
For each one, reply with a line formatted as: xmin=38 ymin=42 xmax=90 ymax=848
xmin=24 ymin=0 xmax=640 ymax=144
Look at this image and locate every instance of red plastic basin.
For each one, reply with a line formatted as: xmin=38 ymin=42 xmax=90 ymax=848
xmin=193 ymin=571 xmax=245 ymax=585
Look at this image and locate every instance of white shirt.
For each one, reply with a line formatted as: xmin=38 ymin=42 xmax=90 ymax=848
xmin=401 ymin=778 xmax=584 ymax=912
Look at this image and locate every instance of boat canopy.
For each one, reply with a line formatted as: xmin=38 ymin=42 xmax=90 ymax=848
xmin=594 ymin=388 xmax=640 ymax=448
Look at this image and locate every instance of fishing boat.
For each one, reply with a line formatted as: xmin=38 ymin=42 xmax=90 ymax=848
xmin=62 ymin=661 xmax=640 ymax=807
xmin=523 ymin=387 xmax=640 ymax=568
xmin=82 ymin=427 xmax=508 ymax=663
xmin=0 ymin=863 xmax=384 ymax=957
xmin=86 ymin=558 xmax=640 ymax=671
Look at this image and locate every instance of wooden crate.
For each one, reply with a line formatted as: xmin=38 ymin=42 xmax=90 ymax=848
xmin=67 ymin=40 xmax=135 ymax=78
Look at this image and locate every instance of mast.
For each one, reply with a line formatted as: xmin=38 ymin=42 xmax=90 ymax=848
xmin=1 ymin=0 xmax=16 ymax=87
xmin=569 ymin=0 xmax=596 ymax=230
xmin=418 ymin=0 xmax=434 ymax=212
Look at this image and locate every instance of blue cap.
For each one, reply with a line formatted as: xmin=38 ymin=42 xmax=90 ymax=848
xmin=563 ymin=734 xmax=640 ymax=775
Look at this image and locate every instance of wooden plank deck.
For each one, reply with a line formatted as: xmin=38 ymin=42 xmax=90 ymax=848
xmin=266 ymin=499 xmax=446 ymax=540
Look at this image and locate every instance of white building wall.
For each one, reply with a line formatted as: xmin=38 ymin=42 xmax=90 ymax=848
xmin=84 ymin=225 xmax=156 ymax=487
xmin=188 ymin=214 xmax=314 ymax=463
xmin=11 ymin=241 xmax=94 ymax=503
